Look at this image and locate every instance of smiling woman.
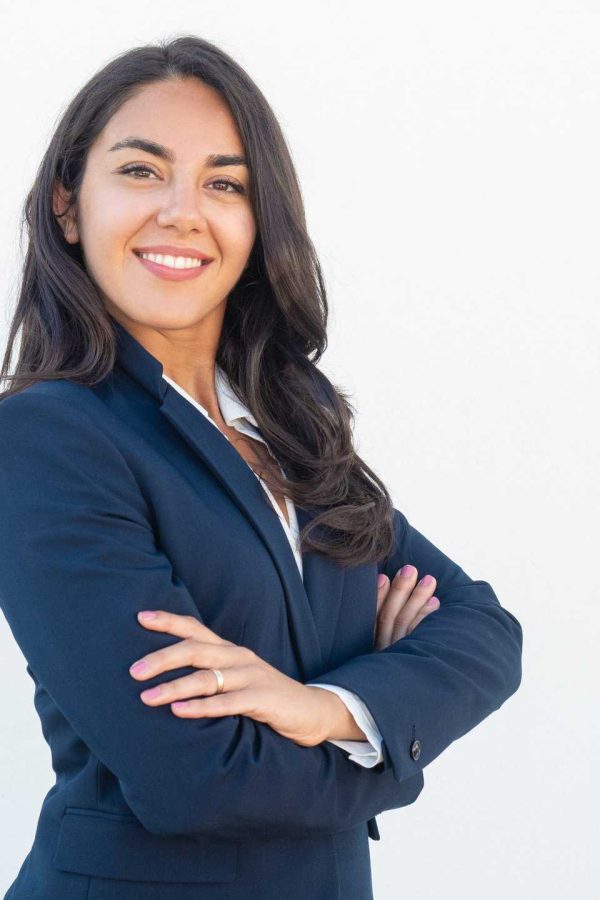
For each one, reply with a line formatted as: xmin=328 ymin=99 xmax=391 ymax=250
xmin=53 ymin=76 xmax=257 ymax=339
xmin=0 ymin=33 xmax=522 ymax=900
xmin=7 ymin=41 xmax=401 ymax=565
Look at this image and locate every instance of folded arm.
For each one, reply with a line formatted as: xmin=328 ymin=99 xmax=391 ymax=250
xmin=0 ymin=389 xmax=422 ymax=840
xmin=308 ymin=508 xmax=523 ymax=784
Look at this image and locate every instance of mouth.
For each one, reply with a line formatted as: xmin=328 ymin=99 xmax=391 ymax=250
xmin=133 ymin=250 xmax=212 ymax=269
xmin=132 ymin=250 xmax=214 ymax=281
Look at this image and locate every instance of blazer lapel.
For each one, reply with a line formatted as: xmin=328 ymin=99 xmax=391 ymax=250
xmin=295 ymin=506 xmax=346 ymax=672
xmin=110 ymin=317 xmax=344 ymax=680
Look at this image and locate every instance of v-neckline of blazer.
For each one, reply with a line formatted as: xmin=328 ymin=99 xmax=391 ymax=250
xmin=110 ymin=316 xmax=346 ymax=680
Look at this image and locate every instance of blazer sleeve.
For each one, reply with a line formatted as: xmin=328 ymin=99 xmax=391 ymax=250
xmin=308 ymin=507 xmax=524 ymax=785
xmin=306 ymin=684 xmax=384 ymax=766
xmin=0 ymin=390 xmax=424 ymax=841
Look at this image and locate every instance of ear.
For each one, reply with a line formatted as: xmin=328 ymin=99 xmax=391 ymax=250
xmin=52 ymin=177 xmax=79 ymax=244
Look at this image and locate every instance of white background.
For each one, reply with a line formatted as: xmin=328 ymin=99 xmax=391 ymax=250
xmin=1 ymin=1 xmax=598 ymax=897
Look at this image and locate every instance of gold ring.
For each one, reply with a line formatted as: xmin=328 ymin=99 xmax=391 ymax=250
xmin=210 ymin=668 xmax=225 ymax=694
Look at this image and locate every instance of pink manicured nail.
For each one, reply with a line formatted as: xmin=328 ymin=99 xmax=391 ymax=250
xmin=138 ymin=611 xmax=157 ymax=620
xmin=172 ymin=701 xmax=189 ymax=709
xmin=130 ymin=660 xmax=149 ymax=674
xmin=400 ymin=565 xmax=415 ymax=578
xmin=377 ymin=574 xmax=387 ymax=588
xmin=141 ymin=686 xmax=161 ymax=699
xmin=427 ymin=596 xmax=439 ymax=607
xmin=420 ymin=574 xmax=434 ymax=587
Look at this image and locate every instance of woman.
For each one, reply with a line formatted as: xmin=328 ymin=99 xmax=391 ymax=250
xmin=0 ymin=36 xmax=523 ymax=900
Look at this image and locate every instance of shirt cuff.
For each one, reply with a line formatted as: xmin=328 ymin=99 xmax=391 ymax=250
xmin=306 ymin=683 xmax=384 ymax=768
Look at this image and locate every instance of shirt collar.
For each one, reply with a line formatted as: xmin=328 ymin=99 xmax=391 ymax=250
xmin=162 ymin=365 xmax=259 ymax=430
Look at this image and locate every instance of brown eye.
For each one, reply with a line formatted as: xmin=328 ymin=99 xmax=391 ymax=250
xmin=210 ymin=178 xmax=246 ymax=195
xmin=119 ymin=164 xmax=156 ymax=179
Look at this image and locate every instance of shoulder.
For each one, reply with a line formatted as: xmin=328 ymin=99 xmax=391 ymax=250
xmin=0 ymin=377 xmax=95 ymax=407
xmin=0 ymin=379 xmax=118 ymax=456
xmin=0 ymin=379 xmax=106 ymax=424
xmin=0 ymin=379 xmax=147 ymax=511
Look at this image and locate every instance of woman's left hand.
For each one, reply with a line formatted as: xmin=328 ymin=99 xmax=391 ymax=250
xmin=129 ymin=610 xmax=331 ymax=748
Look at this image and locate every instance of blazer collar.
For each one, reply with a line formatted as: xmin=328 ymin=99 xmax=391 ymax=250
xmin=112 ymin=315 xmax=169 ymax=403
xmin=110 ymin=315 xmax=344 ymax=680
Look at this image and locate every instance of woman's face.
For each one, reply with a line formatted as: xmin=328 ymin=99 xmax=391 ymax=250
xmin=54 ymin=77 xmax=256 ymax=335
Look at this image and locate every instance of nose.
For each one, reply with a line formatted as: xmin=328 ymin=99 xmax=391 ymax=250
xmin=155 ymin=178 xmax=210 ymax=233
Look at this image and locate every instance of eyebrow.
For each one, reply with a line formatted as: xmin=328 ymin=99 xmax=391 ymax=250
xmin=107 ymin=136 xmax=248 ymax=168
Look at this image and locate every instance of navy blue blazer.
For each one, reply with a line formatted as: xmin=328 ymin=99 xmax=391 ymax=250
xmin=0 ymin=317 xmax=523 ymax=900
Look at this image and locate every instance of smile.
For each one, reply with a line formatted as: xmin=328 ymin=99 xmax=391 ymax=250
xmin=136 ymin=251 xmax=208 ymax=269
xmin=133 ymin=250 xmax=213 ymax=282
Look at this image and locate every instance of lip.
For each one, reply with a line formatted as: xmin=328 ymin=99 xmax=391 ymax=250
xmin=133 ymin=250 xmax=213 ymax=282
xmin=133 ymin=245 xmax=213 ymax=260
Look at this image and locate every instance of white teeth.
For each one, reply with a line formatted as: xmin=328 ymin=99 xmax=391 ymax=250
xmin=138 ymin=252 xmax=206 ymax=269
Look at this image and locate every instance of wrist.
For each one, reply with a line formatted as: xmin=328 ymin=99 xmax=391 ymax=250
xmin=306 ymin=686 xmax=368 ymax=743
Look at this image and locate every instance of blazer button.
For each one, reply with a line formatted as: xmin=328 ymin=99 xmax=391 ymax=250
xmin=410 ymin=739 xmax=422 ymax=761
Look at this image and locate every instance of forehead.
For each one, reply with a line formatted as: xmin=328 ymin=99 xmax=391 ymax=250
xmin=96 ymin=78 xmax=245 ymax=158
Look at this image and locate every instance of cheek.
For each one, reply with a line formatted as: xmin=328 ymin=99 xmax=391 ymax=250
xmin=78 ymin=206 xmax=145 ymax=297
xmin=215 ymin=208 xmax=256 ymax=264
xmin=239 ymin=207 xmax=257 ymax=247
xmin=80 ymin=186 xmax=147 ymax=258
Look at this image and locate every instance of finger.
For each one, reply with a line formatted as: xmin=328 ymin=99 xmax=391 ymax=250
xmin=140 ymin=663 xmax=255 ymax=706
xmin=136 ymin=610 xmax=230 ymax=645
xmin=171 ymin=687 xmax=256 ymax=718
xmin=387 ymin=571 xmax=438 ymax=643
xmin=376 ymin=575 xmax=389 ymax=616
xmin=129 ymin=639 xmax=254 ymax=681
xmin=374 ymin=565 xmax=419 ymax=651
xmin=394 ymin=596 xmax=440 ymax=641
xmin=373 ymin=575 xmax=390 ymax=642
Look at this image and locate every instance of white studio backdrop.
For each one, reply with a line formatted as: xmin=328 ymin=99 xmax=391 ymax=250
xmin=0 ymin=1 xmax=598 ymax=897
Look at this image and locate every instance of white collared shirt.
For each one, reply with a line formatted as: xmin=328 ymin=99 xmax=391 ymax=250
xmin=162 ymin=367 xmax=384 ymax=768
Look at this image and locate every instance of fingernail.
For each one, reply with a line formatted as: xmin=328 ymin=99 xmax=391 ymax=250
xmin=138 ymin=611 xmax=157 ymax=620
xmin=427 ymin=596 xmax=439 ymax=607
xmin=400 ymin=565 xmax=415 ymax=578
xmin=172 ymin=701 xmax=189 ymax=709
xmin=141 ymin=686 xmax=161 ymax=699
xmin=130 ymin=660 xmax=149 ymax=674
xmin=377 ymin=574 xmax=387 ymax=588
xmin=420 ymin=574 xmax=434 ymax=587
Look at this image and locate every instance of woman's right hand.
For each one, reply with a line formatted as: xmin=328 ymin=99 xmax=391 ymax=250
xmin=374 ymin=566 xmax=440 ymax=651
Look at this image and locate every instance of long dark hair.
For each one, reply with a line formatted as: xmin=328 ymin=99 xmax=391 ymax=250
xmin=0 ymin=34 xmax=396 ymax=567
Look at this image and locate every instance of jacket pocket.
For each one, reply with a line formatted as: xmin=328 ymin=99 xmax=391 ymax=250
xmin=52 ymin=806 xmax=238 ymax=883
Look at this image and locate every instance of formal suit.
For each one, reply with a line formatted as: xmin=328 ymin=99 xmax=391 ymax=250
xmin=161 ymin=366 xmax=385 ymax=768
xmin=0 ymin=317 xmax=523 ymax=899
